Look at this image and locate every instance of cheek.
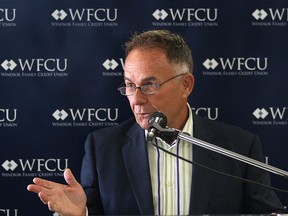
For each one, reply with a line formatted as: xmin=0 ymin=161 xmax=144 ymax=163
xmin=151 ymin=94 xmax=171 ymax=111
xmin=157 ymin=92 xmax=181 ymax=112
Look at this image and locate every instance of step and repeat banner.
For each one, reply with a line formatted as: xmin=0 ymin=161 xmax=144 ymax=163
xmin=1 ymin=0 xmax=288 ymax=215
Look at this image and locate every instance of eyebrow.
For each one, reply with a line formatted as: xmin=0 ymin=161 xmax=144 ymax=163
xmin=124 ymin=75 xmax=158 ymax=84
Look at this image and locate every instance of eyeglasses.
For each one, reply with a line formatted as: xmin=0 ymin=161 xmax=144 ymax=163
xmin=118 ymin=73 xmax=188 ymax=96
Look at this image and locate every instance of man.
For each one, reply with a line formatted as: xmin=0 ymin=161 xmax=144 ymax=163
xmin=27 ymin=29 xmax=285 ymax=215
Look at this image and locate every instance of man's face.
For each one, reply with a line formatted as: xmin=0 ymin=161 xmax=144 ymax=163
xmin=124 ymin=47 xmax=194 ymax=130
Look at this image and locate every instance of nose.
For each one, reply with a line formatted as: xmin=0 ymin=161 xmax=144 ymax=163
xmin=131 ymin=88 xmax=147 ymax=104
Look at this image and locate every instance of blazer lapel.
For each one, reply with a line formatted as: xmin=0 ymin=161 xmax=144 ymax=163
xmin=122 ymin=123 xmax=154 ymax=215
xmin=189 ymin=114 xmax=218 ymax=214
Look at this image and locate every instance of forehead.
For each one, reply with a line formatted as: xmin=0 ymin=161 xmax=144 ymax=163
xmin=124 ymin=48 xmax=174 ymax=82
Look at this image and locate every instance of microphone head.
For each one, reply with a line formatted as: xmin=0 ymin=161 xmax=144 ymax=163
xmin=148 ymin=112 xmax=167 ymax=128
xmin=147 ymin=112 xmax=178 ymax=144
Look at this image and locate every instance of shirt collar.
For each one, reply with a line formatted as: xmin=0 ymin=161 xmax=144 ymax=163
xmin=182 ymin=103 xmax=193 ymax=137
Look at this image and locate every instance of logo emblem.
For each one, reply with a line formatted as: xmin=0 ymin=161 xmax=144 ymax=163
xmin=51 ymin=9 xmax=68 ymax=20
xmin=102 ymin=59 xmax=119 ymax=70
xmin=1 ymin=59 xmax=17 ymax=71
xmin=152 ymin=9 xmax=169 ymax=20
xmin=2 ymin=160 xmax=18 ymax=171
xmin=252 ymin=9 xmax=268 ymax=20
xmin=253 ymin=108 xmax=269 ymax=119
xmin=52 ymin=109 xmax=69 ymax=120
xmin=203 ymin=58 xmax=219 ymax=69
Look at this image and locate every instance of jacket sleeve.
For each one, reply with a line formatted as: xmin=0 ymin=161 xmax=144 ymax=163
xmin=80 ymin=132 xmax=104 ymax=215
xmin=243 ymin=134 xmax=285 ymax=214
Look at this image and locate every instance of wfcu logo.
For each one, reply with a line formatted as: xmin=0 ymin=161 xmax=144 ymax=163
xmin=252 ymin=107 xmax=288 ymax=126
xmin=1 ymin=158 xmax=68 ymax=178
xmin=51 ymin=8 xmax=118 ymax=27
xmin=202 ymin=57 xmax=268 ymax=77
xmin=0 ymin=58 xmax=68 ymax=78
xmin=0 ymin=208 xmax=18 ymax=216
xmin=152 ymin=7 xmax=218 ymax=27
xmin=191 ymin=107 xmax=219 ymax=120
xmin=52 ymin=108 xmax=119 ymax=127
xmin=252 ymin=8 xmax=288 ymax=27
xmin=102 ymin=58 xmax=124 ymax=77
xmin=0 ymin=8 xmax=16 ymax=27
xmin=0 ymin=109 xmax=17 ymax=128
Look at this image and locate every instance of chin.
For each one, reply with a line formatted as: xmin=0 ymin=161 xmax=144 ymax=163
xmin=136 ymin=119 xmax=149 ymax=130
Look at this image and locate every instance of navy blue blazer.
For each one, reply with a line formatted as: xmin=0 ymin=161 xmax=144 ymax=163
xmin=80 ymin=114 xmax=285 ymax=215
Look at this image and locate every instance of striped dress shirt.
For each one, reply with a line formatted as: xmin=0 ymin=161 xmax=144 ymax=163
xmin=147 ymin=105 xmax=193 ymax=215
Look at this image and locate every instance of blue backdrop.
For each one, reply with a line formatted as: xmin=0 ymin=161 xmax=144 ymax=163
xmin=1 ymin=1 xmax=288 ymax=215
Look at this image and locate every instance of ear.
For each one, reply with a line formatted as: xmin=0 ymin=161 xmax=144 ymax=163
xmin=182 ymin=73 xmax=194 ymax=97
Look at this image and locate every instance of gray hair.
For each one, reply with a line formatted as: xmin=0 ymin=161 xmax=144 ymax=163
xmin=124 ymin=29 xmax=193 ymax=74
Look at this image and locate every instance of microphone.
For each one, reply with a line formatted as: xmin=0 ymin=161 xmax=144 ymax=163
xmin=147 ymin=112 xmax=167 ymax=141
xmin=147 ymin=112 xmax=179 ymax=144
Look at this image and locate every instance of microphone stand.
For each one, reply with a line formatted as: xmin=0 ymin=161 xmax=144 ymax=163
xmin=149 ymin=121 xmax=288 ymax=178
xmin=178 ymin=132 xmax=288 ymax=178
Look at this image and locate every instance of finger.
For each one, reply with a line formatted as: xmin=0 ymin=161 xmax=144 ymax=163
xmin=48 ymin=201 xmax=62 ymax=213
xmin=27 ymin=184 xmax=54 ymax=200
xmin=47 ymin=201 xmax=55 ymax=212
xmin=38 ymin=191 xmax=49 ymax=204
xmin=27 ymin=184 xmax=40 ymax=194
xmin=33 ymin=178 xmax=55 ymax=189
xmin=64 ymin=168 xmax=80 ymax=188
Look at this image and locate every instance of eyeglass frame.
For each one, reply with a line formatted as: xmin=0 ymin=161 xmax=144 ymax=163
xmin=117 ymin=72 xmax=188 ymax=96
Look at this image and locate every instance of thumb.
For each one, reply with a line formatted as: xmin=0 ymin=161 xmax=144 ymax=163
xmin=64 ymin=168 xmax=80 ymax=188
